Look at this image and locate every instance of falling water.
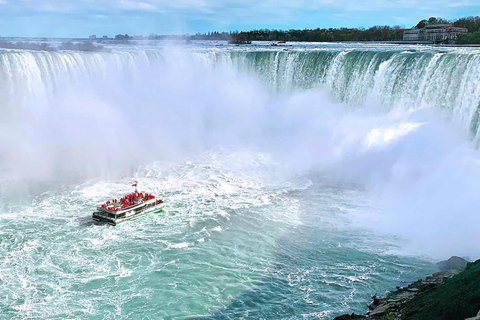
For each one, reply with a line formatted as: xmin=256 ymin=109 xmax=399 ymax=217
xmin=0 ymin=41 xmax=479 ymax=319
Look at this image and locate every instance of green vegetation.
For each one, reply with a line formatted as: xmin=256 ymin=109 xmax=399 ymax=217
xmin=225 ymin=16 xmax=480 ymax=44
xmin=402 ymin=259 xmax=480 ymax=320
xmin=415 ymin=17 xmax=451 ymax=28
xmin=189 ymin=31 xmax=232 ymax=41
xmin=94 ymin=16 xmax=480 ymax=44
xmin=114 ymin=34 xmax=132 ymax=41
xmin=454 ymin=16 xmax=480 ymax=32
xmin=147 ymin=31 xmax=233 ymax=41
xmin=457 ymin=32 xmax=480 ymax=44
xmin=229 ymin=26 xmax=404 ymax=43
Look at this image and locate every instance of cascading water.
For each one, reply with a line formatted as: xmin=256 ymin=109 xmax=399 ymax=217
xmin=213 ymin=46 xmax=480 ymax=136
xmin=0 ymin=42 xmax=479 ymax=319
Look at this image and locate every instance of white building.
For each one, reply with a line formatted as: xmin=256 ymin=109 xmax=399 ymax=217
xmin=403 ymin=24 xmax=468 ymax=43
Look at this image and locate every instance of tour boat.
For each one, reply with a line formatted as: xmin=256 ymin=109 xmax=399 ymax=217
xmin=92 ymin=182 xmax=164 ymax=225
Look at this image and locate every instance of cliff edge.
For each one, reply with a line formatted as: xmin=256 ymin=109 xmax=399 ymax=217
xmin=334 ymin=257 xmax=480 ymax=320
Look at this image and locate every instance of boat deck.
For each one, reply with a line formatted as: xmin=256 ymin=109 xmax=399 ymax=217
xmin=93 ymin=199 xmax=164 ymax=226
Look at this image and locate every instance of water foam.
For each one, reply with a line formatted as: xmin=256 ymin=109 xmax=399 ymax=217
xmin=1 ymin=43 xmax=480 ymax=318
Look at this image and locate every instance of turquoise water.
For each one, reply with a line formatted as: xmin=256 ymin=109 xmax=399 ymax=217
xmin=0 ymin=152 xmax=435 ymax=319
xmin=2 ymin=41 xmax=478 ymax=319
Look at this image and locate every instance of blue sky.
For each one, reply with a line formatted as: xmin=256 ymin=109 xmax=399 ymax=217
xmin=0 ymin=0 xmax=478 ymax=38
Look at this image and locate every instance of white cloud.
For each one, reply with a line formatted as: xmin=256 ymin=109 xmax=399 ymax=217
xmin=7 ymin=0 xmax=479 ymax=13
xmin=0 ymin=0 xmax=477 ymax=37
xmin=2 ymin=0 xmax=479 ymax=33
xmin=117 ymin=0 xmax=156 ymax=11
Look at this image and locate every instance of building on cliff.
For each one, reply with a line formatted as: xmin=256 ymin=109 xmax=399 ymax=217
xmin=403 ymin=24 xmax=468 ymax=43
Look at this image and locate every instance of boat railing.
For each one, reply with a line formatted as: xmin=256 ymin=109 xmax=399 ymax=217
xmin=96 ymin=194 xmax=162 ymax=213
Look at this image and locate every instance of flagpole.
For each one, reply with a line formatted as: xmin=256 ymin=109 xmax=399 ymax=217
xmin=133 ymin=181 xmax=138 ymax=195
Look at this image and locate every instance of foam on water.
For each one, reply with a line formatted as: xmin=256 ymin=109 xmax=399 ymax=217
xmin=0 ymin=150 xmax=435 ymax=319
xmin=1 ymin=42 xmax=479 ymax=318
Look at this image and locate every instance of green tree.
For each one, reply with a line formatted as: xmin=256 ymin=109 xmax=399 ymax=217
xmin=456 ymin=32 xmax=480 ymax=44
xmin=427 ymin=17 xmax=438 ymax=25
xmin=415 ymin=19 xmax=427 ymax=28
xmin=454 ymin=16 xmax=480 ymax=32
xmin=436 ymin=18 xmax=451 ymax=24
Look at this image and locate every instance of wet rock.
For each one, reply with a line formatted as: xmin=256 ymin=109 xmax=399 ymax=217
xmin=369 ymin=295 xmax=381 ymax=310
xmin=337 ymin=258 xmax=480 ymax=320
xmin=333 ymin=313 xmax=367 ymax=320
xmin=464 ymin=309 xmax=480 ymax=320
xmin=369 ymin=303 xmax=395 ymax=317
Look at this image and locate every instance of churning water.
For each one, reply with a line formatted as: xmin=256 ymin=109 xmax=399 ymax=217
xmin=1 ymin=41 xmax=479 ymax=319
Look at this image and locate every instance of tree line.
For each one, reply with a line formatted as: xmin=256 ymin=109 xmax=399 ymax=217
xmin=228 ymin=26 xmax=405 ymax=43
xmin=108 ymin=16 xmax=480 ymax=44
xmin=227 ymin=16 xmax=480 ymax=44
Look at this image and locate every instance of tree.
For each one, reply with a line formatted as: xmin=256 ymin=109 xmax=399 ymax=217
xmin=454 ymin=16 xmax=480 ymax=32
xmin=178 ymin=15 xmax=478 ymax=44
xmin=436 ymin=18 xmax=451 ymax=24
xmin=115 ymin=34 xmax=130 ymax=41
xmin=427 ymin=17 xmax=438 ymax=25
xmin=415 ymin=19 xmax=427 ymax=28
xmin=456 ymin=32 xmax=480 ymax=44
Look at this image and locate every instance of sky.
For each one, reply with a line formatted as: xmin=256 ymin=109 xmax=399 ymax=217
xmin=0 ymin=0 xmax=478 ymax=38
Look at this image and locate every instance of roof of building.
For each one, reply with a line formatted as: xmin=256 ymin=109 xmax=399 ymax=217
xmin=425 ymin=24 xmax=453 ymax=29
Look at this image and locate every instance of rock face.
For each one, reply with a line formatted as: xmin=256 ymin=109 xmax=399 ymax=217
xmin=465 ymin=310 xmax=480 ymax=320
xmin=333 ymin=257 xmax=480 ymax=320
xmin=436 ymin=256 xmax=469 ymax=273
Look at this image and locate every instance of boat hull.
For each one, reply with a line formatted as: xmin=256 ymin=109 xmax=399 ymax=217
xmin=92 ymin=203 xmax=163 ymax=226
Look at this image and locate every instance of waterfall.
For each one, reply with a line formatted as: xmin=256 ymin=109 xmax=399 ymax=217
xmin=209 ymin=48 xmax=480 ymax=136
xmin=2 ymin=47 xmax=479 ymax=133
xmin=1 ymin=45 xmax=479 ymax=181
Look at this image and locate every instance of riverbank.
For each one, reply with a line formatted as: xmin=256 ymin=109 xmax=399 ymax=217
xmin=334 ymin=257 xmax=480 ymax=320
xmin=265 ymin=40 xmax=480 ymax=47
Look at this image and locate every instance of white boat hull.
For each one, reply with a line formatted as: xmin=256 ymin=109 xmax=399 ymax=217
xmin=93 ymin=201 xmax=163 ymax=226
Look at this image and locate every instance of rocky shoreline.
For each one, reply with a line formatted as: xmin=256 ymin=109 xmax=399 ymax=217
xmin=334 ymin=256 xmax=480 ymax=320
